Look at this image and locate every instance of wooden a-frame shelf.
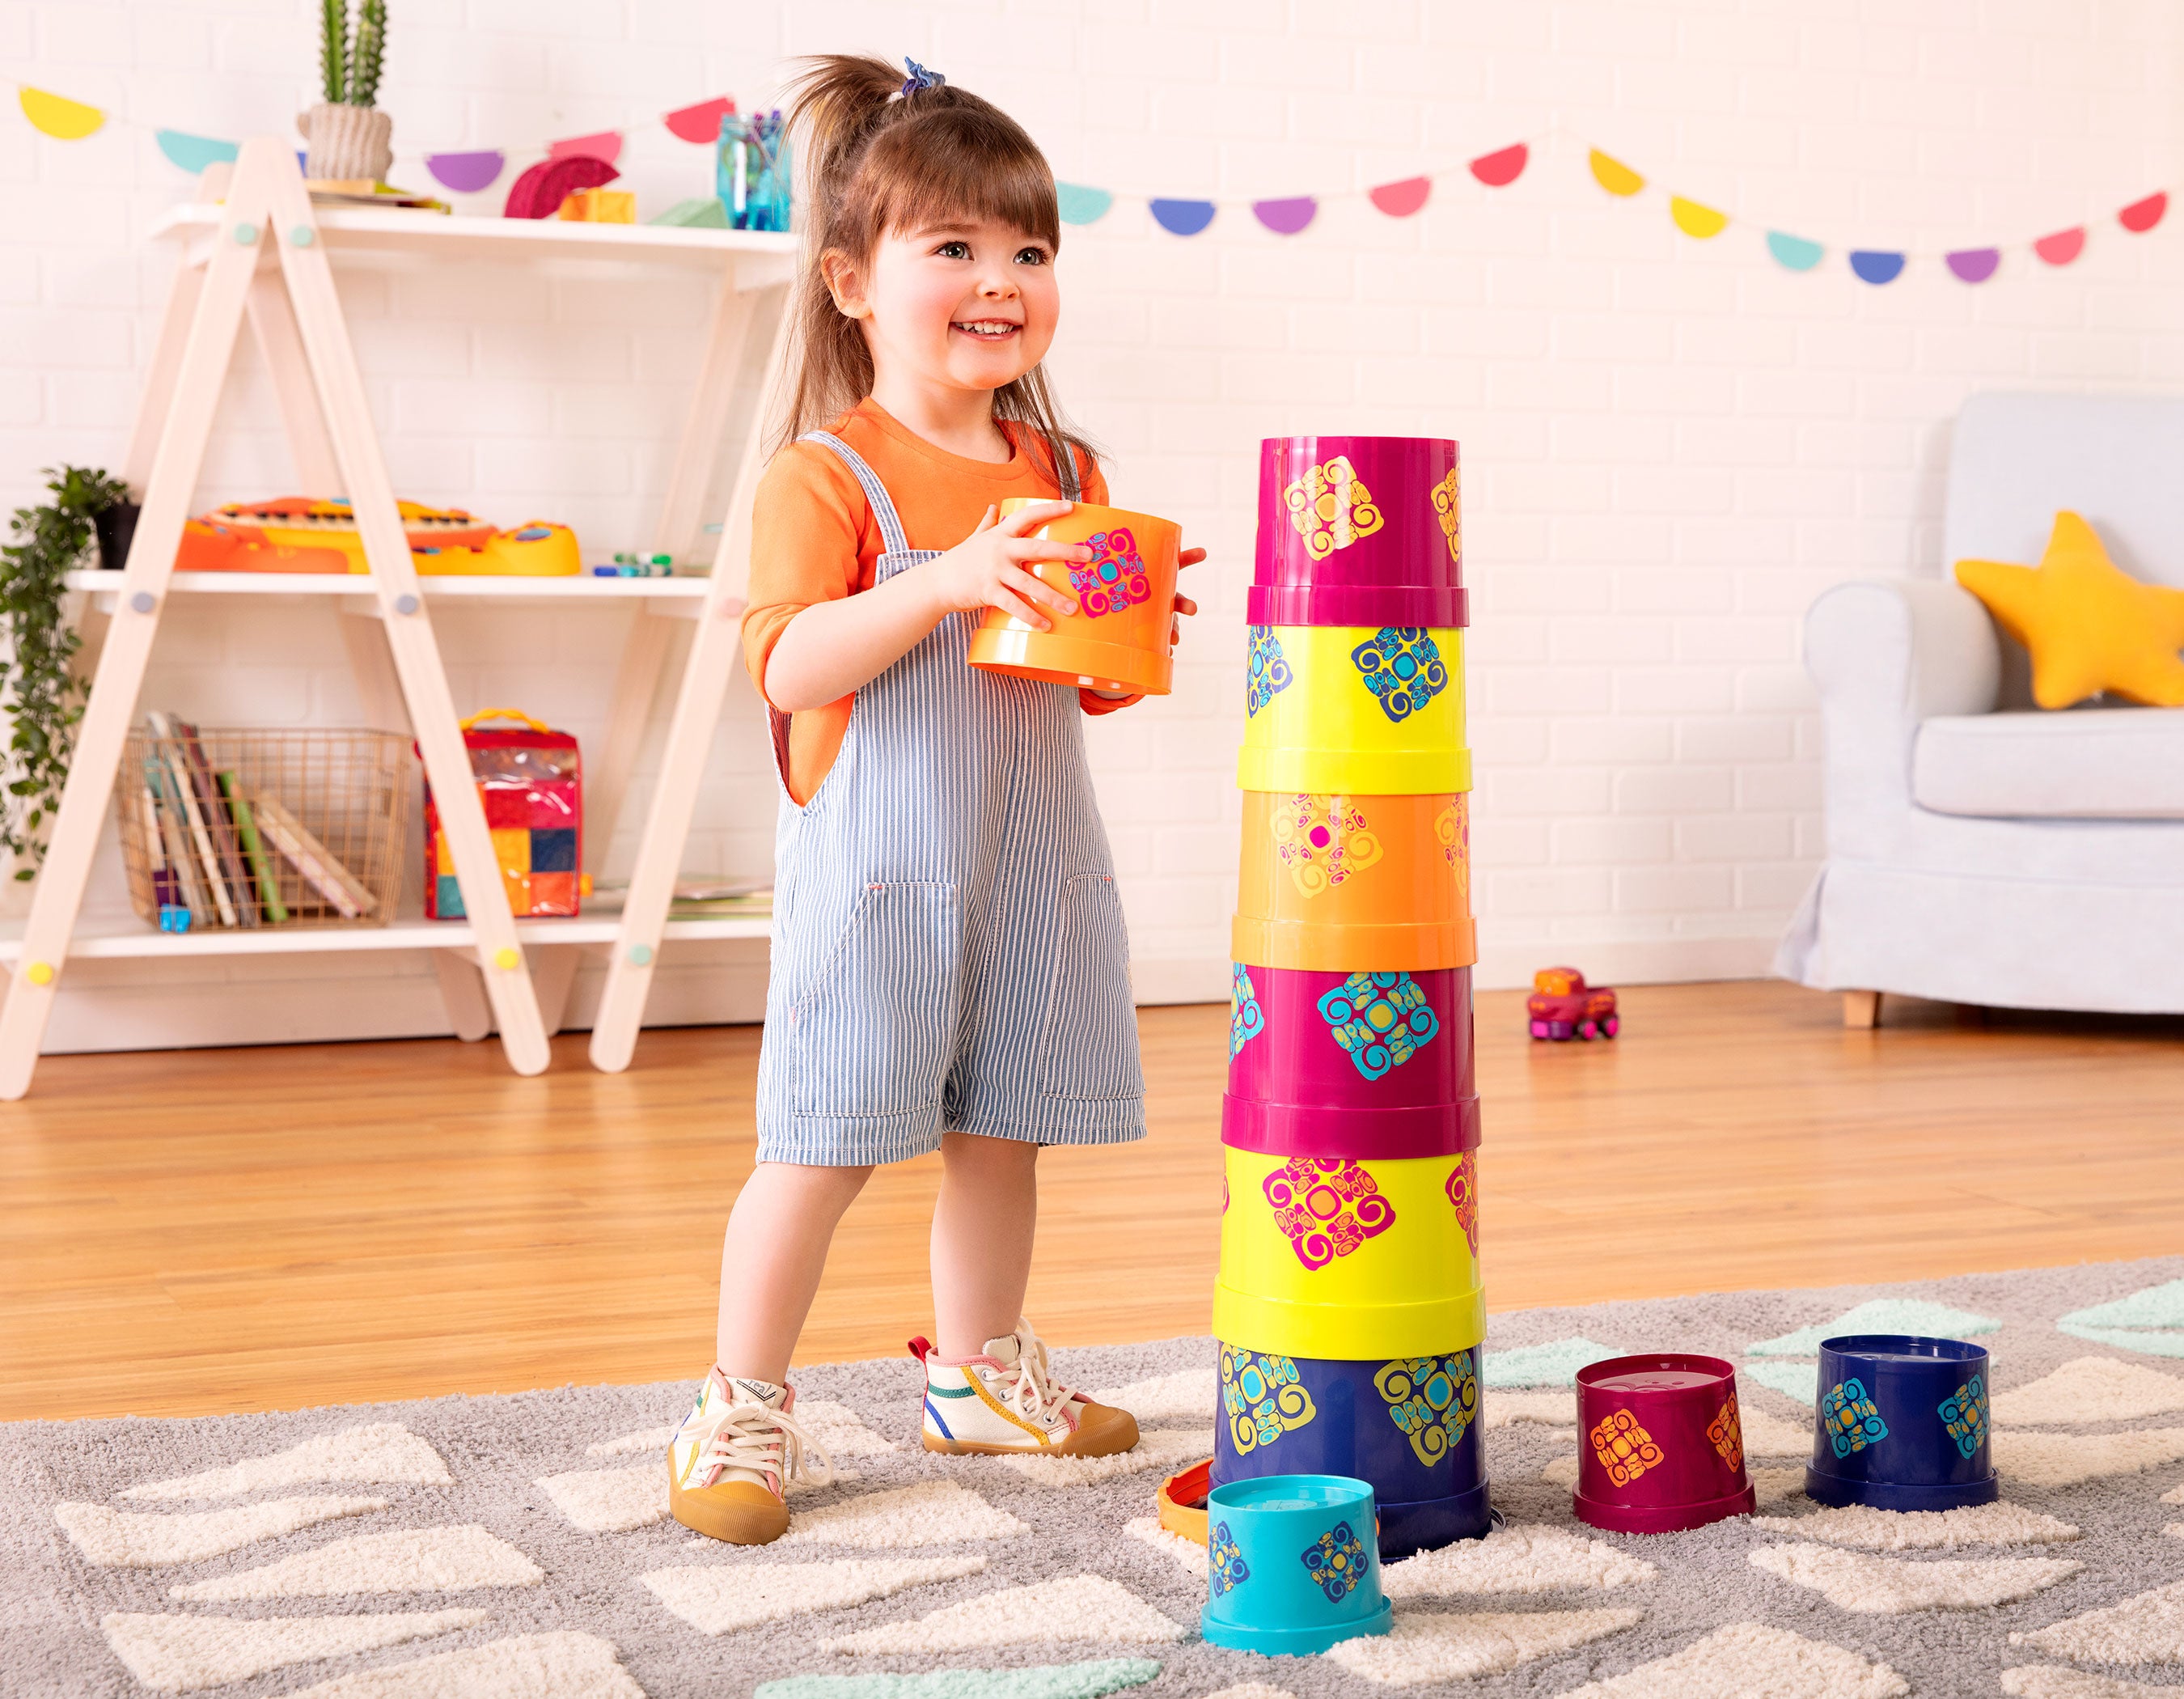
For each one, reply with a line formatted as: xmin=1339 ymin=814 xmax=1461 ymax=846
xmin=0 ymin=140 xmax=790 ymax=1096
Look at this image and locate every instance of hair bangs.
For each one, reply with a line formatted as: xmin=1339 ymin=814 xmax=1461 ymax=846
xmin=861 ymin=108 xmax=1060 ymax=251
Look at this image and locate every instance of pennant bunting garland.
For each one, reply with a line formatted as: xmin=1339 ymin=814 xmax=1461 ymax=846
xmin=18 ymin=85 xmax=103 ymax=139
xmin=1149 ymin=198 xmax=1217 ymax=236
xmin=1252 ymin=196 xmax=1316 ymax=235
xmin=548 ymin=130 xmax=622 ymax=166
xmin=1589 ymin=150 xmax=1646 ymax=197
xmin=2118 ymin=192 xmax=2167 ymax=232
xmin=1468 ymin=142 xmax=1527 ymax=187
xmin=4 ymin=76 xmax=2171 ymax=288
xmin=1767 ymin=231 xmax=1825 ymax=271
xmin=1056 ymin=182 xmax=1114 ymax=225
xmin=662 ymin=95 xmax=736 ymax=144
xmin=425 ymin=150 xmax=506 ymax=193
xmin=2034 ymin=227 xmax=2086 ymax=266
xmin=1670 ymin=196 xmax=1728 ymax=239
xmin=154 ymin=129 xmax=239 ymax=173
xmin=1369 ymin=176 xmax=1431 ymax=217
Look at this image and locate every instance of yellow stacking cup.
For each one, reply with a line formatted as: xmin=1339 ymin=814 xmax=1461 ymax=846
xmin=1213 ymin=1148 xmax=1484 ymax=1360
xmin=1233 ymin=791 xmax=1474 ymax=972
xmin=1240 ymin=625 xmax=1469 ymax=795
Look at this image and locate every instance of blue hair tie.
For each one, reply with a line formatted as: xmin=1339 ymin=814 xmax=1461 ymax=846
xmin=900 ymin=57 xmax=946 ymax=96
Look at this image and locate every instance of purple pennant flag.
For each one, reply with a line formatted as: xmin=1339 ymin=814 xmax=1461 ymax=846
xmin=1945 ymin=248 xmax=2000 ymax=283
xmin=426 ymin=150 xmax=506 ymax=193
xmin=1252 ymin=196 xmax=1317 ymax=235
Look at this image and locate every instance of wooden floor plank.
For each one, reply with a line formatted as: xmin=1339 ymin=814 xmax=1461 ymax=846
xmin=2 ymin=980 xmax=2178 ymax=1421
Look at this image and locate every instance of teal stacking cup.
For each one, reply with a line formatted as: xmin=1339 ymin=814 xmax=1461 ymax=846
xmin=1201 ymin=1473 xmax=1392 ymax=1655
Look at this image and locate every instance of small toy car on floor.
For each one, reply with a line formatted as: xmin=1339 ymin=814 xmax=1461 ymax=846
xmin=1528 ymin=967 xmax=1619 ymax=1040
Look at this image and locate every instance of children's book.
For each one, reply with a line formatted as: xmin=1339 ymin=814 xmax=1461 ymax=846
xmin=252 ymin=796 xmax=376 ymax=918
xmin=146 ymin=760 xmax=206 ymax=920
xmin=218 ymin=772 xmax=288 ymax=925
xmin=167 ymin=717 xmax=258 ymax=928
xmin=146 ymin=711 xmax=236 ymax=927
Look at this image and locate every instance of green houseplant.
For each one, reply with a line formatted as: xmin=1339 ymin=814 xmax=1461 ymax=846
xmin=305 ymin=0 xmax=392 ymax=183
xmin=0 ymin=466 xmax=125 ymax=877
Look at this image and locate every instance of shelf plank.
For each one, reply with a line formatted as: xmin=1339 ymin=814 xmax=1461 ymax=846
xmin=65 ymin=570 xmax=713 ymax=600
xmin=151 ymin=202 xmax=798 ymax=273
xmin=0 ymin=915 xmax=770 ymax=960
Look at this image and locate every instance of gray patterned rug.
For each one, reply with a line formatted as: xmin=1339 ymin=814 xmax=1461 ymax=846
xmin=6 ymin=1257 xmax=2184 ymax=1699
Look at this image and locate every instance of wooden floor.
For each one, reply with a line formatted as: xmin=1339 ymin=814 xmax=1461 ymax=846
xmin=4 ymin=981 xmax=2180 ymax=1422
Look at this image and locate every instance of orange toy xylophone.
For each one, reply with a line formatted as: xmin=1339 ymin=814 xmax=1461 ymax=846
xmin=173 ymin=497 xmax=581 ymax=576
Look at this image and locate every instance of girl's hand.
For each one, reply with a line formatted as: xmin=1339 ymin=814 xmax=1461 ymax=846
xmin=1171 ymin=544 xmax=1205 ymax=646
xmin=925 ymin=501 xmax=1087 ymax=632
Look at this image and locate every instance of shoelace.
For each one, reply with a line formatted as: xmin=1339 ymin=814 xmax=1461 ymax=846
xmin=993 ymin=1318 xmax=1077 ymax=1428
xmin=688 ymin=1399 xmax=834 ymax=1493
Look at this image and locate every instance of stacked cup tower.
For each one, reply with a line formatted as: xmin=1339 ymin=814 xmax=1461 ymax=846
xmin=1213 ymin=436 xmax=1487 ymax=1557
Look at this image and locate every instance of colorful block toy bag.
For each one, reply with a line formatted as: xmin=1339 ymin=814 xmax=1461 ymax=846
xmin=423 ymin=710 xmax=582 ymax=919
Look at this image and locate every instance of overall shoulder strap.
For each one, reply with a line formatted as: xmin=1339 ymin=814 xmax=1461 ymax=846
xmin=799 ymin=430 xmax=911 ymax=557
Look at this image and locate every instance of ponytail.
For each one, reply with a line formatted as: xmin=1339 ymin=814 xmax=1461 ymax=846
xmin=772 ymin=53 xmax=1094 ymax=485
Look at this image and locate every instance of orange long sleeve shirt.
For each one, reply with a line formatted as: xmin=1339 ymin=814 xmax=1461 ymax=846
xmin=743 ymin=399 xmax=1132 ymax=805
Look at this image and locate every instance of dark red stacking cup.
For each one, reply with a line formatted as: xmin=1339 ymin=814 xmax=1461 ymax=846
xmin=1572 ymin=1354 xmax=1757 ymax=1534
xmin=1225 ymin=964 xmax=1478 ymax=1159
xmin=1251 ymin=436 xmax=1467 ymax=629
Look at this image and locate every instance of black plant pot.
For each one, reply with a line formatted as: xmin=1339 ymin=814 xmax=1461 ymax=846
xmin=93 ymin=500 xmax=140 ymax=571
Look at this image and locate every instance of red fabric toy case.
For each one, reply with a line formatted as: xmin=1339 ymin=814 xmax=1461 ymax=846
xmin=423 ymin=709 xmax=583 ymax=918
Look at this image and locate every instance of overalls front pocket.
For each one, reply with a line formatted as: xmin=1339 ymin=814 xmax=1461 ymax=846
xmin=1035 ymin=872 xmax=1144 ymax=1103
xmin=781 ymin=879 xmax=964 ymax=1121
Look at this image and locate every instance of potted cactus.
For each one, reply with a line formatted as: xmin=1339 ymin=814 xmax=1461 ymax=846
xmin=304 ymin=0 xmax=391 ymax=183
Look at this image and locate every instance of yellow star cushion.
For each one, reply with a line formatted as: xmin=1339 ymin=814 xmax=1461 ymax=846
xmin=1954 ymin=511 xmax=2184 ymax=709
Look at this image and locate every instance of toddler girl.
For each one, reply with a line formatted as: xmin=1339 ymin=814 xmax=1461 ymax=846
xmin=668 ymin=53 xmax=1200 ymax=1544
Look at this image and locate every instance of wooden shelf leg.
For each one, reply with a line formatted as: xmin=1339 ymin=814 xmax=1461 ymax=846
xmin=531 ymin=943 xmax=580 ymax=1037
xmin=0 ymin=145 xmax=275 ymax=1100
xmin=1843 ymin=989 xmax=1881 ymax=1030
xmin=588 ymin=284 xmax=789 ymax=1073
xmin=257 ymin=141 xmax=552 ymax=1078
xmin=433 ymin=950 xmax=493 ymax=1042
xmin=582 ymin=611 xmax=675 ymax=880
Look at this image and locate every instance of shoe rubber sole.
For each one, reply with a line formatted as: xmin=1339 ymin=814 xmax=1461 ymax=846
xmin=922 ymin=1405 xmax=1141 ymax=1459
xmin=666 ymin=1456 xmax=790 ymax=1544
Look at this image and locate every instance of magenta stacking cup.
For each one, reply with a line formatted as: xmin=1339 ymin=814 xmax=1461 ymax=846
xmin=1226 ymin=964 xmax=1479 ymax=1159
xmin=1250 ymin=436 xmax=1467 ymax=629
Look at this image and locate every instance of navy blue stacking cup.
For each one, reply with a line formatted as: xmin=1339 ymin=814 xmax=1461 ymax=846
xmin=1213 ymin=1344 xmax=1491 ymax=1557
xmin=1805 ymin=1334 xmax=1998 ymax=1510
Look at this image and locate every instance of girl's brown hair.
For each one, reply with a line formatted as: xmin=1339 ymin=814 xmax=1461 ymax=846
xmin=774 ymin=53 xmax=1093 ymax=482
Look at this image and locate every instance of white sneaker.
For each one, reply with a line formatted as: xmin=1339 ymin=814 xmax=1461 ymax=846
xmin=913 ymin=1319 xmax=1141 ymax=1457
xmin=667 ymin=1368 xmax=833 ymax=1544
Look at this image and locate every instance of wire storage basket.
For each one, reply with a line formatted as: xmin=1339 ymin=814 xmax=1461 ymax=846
xmin=117 ymin=727 xmax=410 ymax=932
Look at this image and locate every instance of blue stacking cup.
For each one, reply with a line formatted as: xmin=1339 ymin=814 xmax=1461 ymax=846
xmin=1213 ymin=1343 xmax=1490 ymax=1557
xmin=1201 ymin=1473 xmax=1393 ymax=1656
xmin=1805 ymin=1334 xmax=1999 ymax=1511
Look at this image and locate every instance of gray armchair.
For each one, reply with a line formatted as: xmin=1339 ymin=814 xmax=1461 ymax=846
xmin=1777 ymin=392 xmax=2184 ymax=1024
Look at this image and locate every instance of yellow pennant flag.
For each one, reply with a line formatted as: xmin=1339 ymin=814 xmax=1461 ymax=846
xmin=19 ymin=86 xmax=105 ymax=140
xmin=1589 ymin=150 xmax=1644 ymax=197
xmin=1670 ymin=196 xmax=1729 ymax=238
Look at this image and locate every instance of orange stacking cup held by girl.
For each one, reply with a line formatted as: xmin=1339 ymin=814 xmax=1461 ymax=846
xmin=967 ymin=500 xmax=1183 ymax=695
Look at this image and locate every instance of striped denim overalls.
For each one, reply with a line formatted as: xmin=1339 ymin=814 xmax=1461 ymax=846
xmin=753 ymin=430 xmax=1147 ymax=1167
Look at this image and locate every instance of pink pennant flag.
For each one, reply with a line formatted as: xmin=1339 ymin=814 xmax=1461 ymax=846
xmin=2033 ymin=227 xmax=2085 ymax=266
xmin=1368 ymin=176 xmax=1431 ymax=218
xmin=549 ymin=130 xmax=623 ymax=167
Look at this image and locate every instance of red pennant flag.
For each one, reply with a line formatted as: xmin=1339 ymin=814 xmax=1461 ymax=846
xmin=2118 ymin=192 xmax=2167 ymax=234
xmin=1467 ymin=143 xmax=1528 ymax=188
xmin=665 ymin=96 xmax=736 ymax=145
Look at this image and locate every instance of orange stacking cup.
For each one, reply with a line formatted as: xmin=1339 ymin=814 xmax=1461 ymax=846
xmin=967 ymin=500 xmax=1181 ymax=696
xmin=1233 ymin=792 xmax=1475 ymax=972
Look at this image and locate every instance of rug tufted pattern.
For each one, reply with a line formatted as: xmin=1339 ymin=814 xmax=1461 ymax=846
xmin=5 ymin=1258 xmax=2182 ymax=1697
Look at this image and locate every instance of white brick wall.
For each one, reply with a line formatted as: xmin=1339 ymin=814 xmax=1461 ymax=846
xmin=4 ymin=0 xmax=2182 ymax=1049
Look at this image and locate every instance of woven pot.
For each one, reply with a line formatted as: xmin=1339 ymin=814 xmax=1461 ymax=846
xmin=304 ymin=102 xmax=392 ymax=183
